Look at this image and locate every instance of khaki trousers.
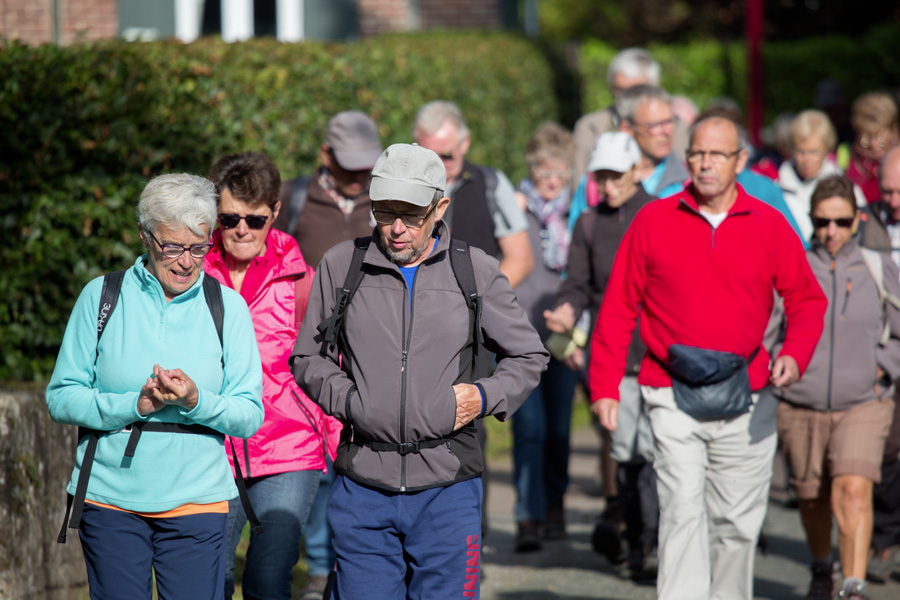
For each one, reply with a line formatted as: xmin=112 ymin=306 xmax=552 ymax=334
xmin=642 ymin=385 xmax=778 ymax=600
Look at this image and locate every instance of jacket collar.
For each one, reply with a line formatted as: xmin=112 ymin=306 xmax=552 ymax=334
xmin=205 ymin=228 xmax=309 ymax=283
xmin=366 ymin=220 xmax=452 ymax=270
xmin=678 ymin=182 xmax=754 ymax=217
xmin=810 ymin=233 xmax=860 ymax=262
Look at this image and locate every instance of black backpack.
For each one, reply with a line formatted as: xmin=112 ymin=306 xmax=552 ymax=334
xmin=57 ymin=271 xmax=262 ymax=543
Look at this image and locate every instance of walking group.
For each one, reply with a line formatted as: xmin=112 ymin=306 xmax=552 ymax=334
xmin=46 ymin=46 xmax=900 ymax=600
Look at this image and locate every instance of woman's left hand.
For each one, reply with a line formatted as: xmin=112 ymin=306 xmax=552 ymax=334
xmin=151 ymin=364 xmax=200 ymax=411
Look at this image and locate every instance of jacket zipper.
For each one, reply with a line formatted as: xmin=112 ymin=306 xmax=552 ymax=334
xmin=826 ymin=259 xmax=836 ymax=412
xmin=243 ymin=439 xmax=252 ymax=478
xmin=840 ymin=278 xmax=851 ymax=318
xmin=399 ymin=269 xmax=419 ymax=492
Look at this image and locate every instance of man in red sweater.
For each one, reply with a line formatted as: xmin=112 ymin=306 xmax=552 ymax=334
xmin=590 ymin=114 xmax=827 ymax=600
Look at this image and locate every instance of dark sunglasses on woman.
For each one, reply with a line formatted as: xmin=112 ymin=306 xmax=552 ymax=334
xmin=218 ymin=213 xmax=270 ymax=229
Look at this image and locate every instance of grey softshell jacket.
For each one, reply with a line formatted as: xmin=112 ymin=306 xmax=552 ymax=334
xmin=777 ymin=238 xmax=900 ymax=412
xmin=290 ymin=221 xmax=549 ymax=492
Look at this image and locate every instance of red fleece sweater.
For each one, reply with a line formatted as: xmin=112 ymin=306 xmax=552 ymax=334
xmin=589 ymin=185 xmax=827 ymax=401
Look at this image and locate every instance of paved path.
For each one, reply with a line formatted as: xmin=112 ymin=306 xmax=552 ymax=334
xmin=479 ymin=424 xmax=900 ymax=600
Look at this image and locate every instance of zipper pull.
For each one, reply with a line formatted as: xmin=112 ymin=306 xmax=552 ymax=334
xmin=401 ymin=349 xmax=408 ymax=373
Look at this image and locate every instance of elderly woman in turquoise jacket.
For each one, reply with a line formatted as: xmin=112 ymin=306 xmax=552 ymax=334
xmin=46 ymin=173 xmax=264 ymax=600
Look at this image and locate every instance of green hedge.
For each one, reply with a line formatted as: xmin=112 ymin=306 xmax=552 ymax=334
xmin=579 ymin=24 xmax=900 ymax=123
xmin=0 ymin=32 xmax=560 ymax=382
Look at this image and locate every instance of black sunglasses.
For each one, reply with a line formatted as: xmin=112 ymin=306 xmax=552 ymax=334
xmin=810 ymin=216 xmax=854 ymax=229
xmin=218 ymin=213 xmax=270 ymax=230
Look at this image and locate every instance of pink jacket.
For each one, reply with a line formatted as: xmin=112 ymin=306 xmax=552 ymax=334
xmin=204 ymin=228 xmax=340 ymax=478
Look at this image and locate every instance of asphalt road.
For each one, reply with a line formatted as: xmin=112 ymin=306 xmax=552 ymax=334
xmin=479 ymin=424 xmax=900 ymax=600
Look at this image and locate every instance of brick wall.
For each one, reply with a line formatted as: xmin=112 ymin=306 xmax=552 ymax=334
xmin=357 ymin=0 xmax=500 ymax=37
xmin=420 ymin=0 xmax=500 ymax=29
xmin=1 ymin=1 xmax=54 ymax=44
xmin=1 ymin=0 xmax=118 ymax=45
xmin=59 ymin=0 xmax=118 ymax=44
xmin=357 ymin=0 xmax=410 ymax=37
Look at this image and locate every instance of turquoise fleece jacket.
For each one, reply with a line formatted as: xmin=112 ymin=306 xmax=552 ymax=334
xmin=47 ymin=256 xmax=264 ymax=512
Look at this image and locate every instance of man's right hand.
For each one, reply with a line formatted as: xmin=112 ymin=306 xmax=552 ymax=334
xmin=592 ymin=398 xmax=619 ymax=431
xmin=544 ymin=302 xmax=576 ymax=334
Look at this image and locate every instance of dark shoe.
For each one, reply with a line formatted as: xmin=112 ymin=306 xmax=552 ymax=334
xmin=867 ymin=546 xmax=897 ymax=583
xmin=805 ymin=562 xmax=835 ymax=600
xmin=591 ymin=518 xmax=624 ymax=565
xmin=299 ymin=574 xmax=330 ymax=600
xmin=515 ymin=520 xmax=542 ymax=553
xmin=544 ymin=503 xmax=566 ymax=540
xmin=642 ymin=547 xmax=659 ymax=581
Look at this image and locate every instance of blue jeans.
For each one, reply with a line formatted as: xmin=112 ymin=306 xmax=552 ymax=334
xmin=303 ymin=455 xmax=336 ymax=577
xmin=329 ymin=475 xmax=483 ymax=599
xmin=79 ymin=503 xmax=226 ymax=600
xmin=511 ymin=357 xmax=579 ymax=521
xmin=224 ymin=469 xmax=319 ymax=600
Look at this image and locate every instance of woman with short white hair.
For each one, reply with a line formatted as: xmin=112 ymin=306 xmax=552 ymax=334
xmin=779 ymin=109 xmax=865 ymax=243
xmin=47 ymin=173 xmax=264 ymax=599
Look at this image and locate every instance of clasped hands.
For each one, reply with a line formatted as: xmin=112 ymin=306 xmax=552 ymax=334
xmin=137 ymin=364 xmax=199 ymax=416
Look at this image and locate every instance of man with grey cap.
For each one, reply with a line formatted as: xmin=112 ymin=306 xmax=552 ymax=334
xmin=289 ymin=143 xmax=548 ymax=598
xmin=274 ymin=110 xmax=383 ymax=268
xmin=545 ymin=131 xmax=659 ymax=579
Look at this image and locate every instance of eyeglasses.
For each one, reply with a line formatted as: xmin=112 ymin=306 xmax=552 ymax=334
xmin=810 ymin=216 xmax=854 ymax=229
xmin=859 ymin=131 xmax=893 ymax=150
xmin=218 ymin=213 xmax=270 ymax=230
xmin=533 ymin=169 xmax=571 ymax=181
xmin=686 ymin=149 xmax=741 ymax=165
xmin=146 ymin=229 xmax=212 ymax=259
xmin=794 ymin=148 xmax=826 ymax=159
xmin=593 ymin=170 xmax=630 ymax=186
xmin=631 ymin=118 xmax=675 ymax=134
xmin=372 ymin=202 xmax=439 ymax=229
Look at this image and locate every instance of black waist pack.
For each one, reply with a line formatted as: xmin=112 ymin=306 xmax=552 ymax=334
xmin=665 ymin=344 xmax=757 ymax=421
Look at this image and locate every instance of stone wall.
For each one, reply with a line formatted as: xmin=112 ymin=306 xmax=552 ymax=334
xmin=0 ymin=388 xmax=87 ymax=600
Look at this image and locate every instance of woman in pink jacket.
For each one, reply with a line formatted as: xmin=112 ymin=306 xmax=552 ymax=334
xmin=204 ymin=151 xmax=339 ymax=599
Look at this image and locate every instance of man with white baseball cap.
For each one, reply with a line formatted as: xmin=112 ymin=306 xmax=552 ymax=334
xmin=290 ymin=143 xmax=548 ymax=599
xmin=545 ymin=131 xmax=660 ymax=580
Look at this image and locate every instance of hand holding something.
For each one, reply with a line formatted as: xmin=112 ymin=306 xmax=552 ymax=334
xmin=137 ymin=376 xmax=166 ymax=417
xmin=151 ymin=364 xmax=200 ymax=411
xmin=592 ymin=398 xmax=618 ymax=431
xmin=770 ymin=355 xmax=800 ymax=389
xmin=563 ymin=347 xmax=585 ymax=371
xmin=543 ymin=302 xmax=577 ymax=334
xmin=452 ymin=383 xmax=482 ymax=431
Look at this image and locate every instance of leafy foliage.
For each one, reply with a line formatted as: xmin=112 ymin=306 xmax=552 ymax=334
xmin=0 ymin=33 xmax=560 ymax=382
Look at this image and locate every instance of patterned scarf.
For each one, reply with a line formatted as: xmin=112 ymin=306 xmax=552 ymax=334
xmin=518 ymin=178 xmax=571 ymax=272
xmin=318 ymin=168 xmax=358 ymax=216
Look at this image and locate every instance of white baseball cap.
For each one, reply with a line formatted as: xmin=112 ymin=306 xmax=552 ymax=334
xmin=586 ymin=132 xmax=641 ymax=174
xmin=370 ymin=143 xmax=446 ymax=207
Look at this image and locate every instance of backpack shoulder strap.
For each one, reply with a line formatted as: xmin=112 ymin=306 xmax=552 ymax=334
xmin=861 ymin=247 xmax=884 ymax=303
xmin=202 ymin=275 xmax=225 ymax=366
xmin=97 ymin=270 xmax=126 ymax=341
xmin=295 ymin=265 xmax=314 ymax=331
xmin=287 ymin=175 xmax=312 ymax=234
xmin=95 ymin=270 xmax=126 ymax=365
xmin=860 ymin=248 xmax=900 ymax=346
xmin=449 ymin=238 xmax=484 ymax=347
xmin=316 ymin=237 xmax=372 ymax=345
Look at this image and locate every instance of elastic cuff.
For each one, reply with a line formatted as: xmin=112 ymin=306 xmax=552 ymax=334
xmin=475 ymin=383 xmax=487 ymax=418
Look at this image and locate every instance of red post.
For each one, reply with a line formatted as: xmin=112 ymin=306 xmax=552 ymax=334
xmin=745 ymin=0 xmax=764 ymax=147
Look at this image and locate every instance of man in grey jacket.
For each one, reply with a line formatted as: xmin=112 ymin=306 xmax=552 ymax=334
xmin=290 ymin=143 xmax=548 ymax=599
